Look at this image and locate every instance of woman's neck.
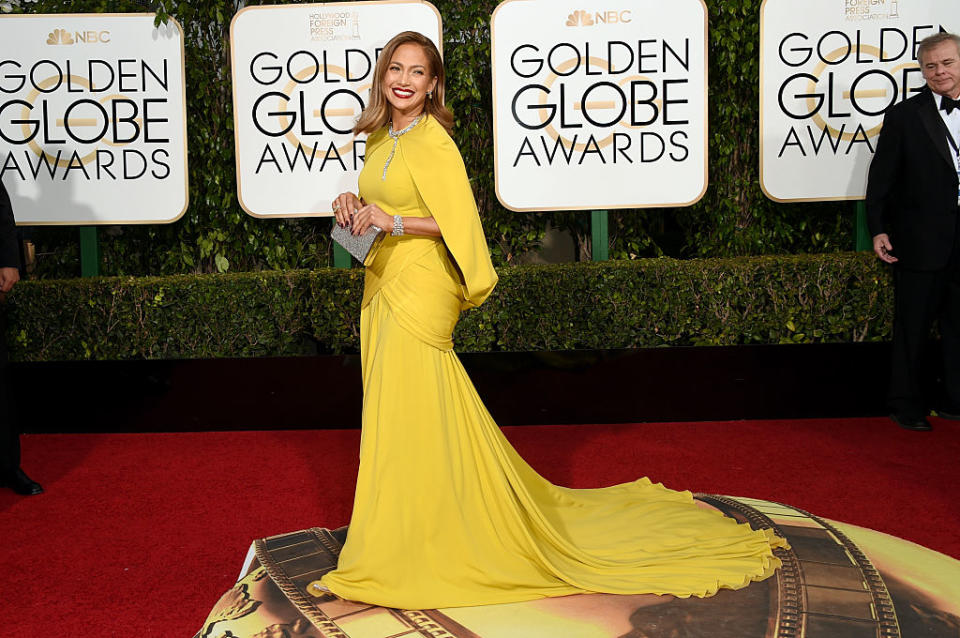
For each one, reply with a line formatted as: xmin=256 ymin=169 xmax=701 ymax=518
xmin=391 ymin=109 xmax=423 ymax=131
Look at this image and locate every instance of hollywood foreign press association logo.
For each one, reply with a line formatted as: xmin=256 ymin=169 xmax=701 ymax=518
xmin=309 ymin=10 xmax=361 ymax=42
xmin=844 ymin=0 xmax=900 ymax=22
xmin=565 ymin=9 xmax=632 ymax=27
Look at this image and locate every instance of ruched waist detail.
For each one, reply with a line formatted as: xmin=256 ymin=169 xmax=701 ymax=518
xmin=362 ymin=237 xmax=463 ymax=351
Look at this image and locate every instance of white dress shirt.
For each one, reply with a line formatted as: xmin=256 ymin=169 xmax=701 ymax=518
xmin=934 ymin=92 xmax=960 ymax=204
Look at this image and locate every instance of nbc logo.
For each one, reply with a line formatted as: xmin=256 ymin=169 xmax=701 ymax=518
xmin=566 ymin=10 xmax=594 ymax=27
xmin=45 ymin=28 xmax=110 ymax=44
xmin=565 ymin=9 xmax=631 ymax=27
xmin=46 ymin=28 xmax=74 ymax=45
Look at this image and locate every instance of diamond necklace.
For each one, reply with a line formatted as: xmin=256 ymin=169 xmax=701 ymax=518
xmin=382 ymin=113 xmax=423 ymax=180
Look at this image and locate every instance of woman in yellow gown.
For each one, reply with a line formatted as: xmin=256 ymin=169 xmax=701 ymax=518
xmin=320 ymin=31 xmax=786 ymax=610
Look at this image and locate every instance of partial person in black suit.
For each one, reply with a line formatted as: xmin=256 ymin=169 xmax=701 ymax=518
xmin=0 ymin=178 xmax=42 ymax=494
xmin=866 ymin=32 xmax=960 ymax=431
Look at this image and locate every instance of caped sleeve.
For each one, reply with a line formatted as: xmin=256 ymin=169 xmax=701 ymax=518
xmin=401 ymin=117 xmax=498 ymax=309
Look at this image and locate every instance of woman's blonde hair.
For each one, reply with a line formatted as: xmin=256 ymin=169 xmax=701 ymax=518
xmin=354 ymin=31 xmax=454 ymax=136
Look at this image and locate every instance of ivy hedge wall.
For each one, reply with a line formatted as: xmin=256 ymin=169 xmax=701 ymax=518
xmin=4 ymin=253 xmax=891 ymax=361
xmin=6 ymin=0 xmax=855 ymax=278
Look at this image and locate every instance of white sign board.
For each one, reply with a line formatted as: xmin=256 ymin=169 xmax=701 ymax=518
xmin=491 ymin=0 xmax=708 ymax=211
xmin=0 ymin=13 xmax=188 ymax=224
xmin=760 ymin=0 xmax=960 ymax=202
xmin=230 ymin=0 xmax=442 ymax=218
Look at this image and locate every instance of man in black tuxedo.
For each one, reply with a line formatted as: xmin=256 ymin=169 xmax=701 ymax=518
xmin=866 ymin=32 xmax=960 ymax=431
xmin=0 ymin=178 xmax=42 ymax=494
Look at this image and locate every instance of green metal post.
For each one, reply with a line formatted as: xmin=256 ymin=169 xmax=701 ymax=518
xmin=79 ymin=226 xmax=100 ymax=277
xmin=332 ymin=219 xmax=352 ymax=268
xmin=591 ymin=210 xmax=609 ymax=261
xmin=854 ymin=200 xmax=871 ymax=251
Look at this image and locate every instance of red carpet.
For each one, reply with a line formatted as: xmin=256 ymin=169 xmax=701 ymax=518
xmin=1 ymin=418 xmax=958 ymax=637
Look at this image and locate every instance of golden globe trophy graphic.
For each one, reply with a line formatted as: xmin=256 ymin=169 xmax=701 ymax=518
xmin=196 ymin=496 xmax=960 ymax=638
xmin=0 ymin=13 xmax=188 ymax=224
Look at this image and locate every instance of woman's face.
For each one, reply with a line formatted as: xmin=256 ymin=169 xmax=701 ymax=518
xmin=382 ymin=43 xmax=438 ymax=124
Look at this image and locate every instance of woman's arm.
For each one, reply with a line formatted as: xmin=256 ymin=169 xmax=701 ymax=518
xmin=351 ymin=203 xmax=441 ymax=237
xmin=394 ymin=215 xmax=441 ymax=237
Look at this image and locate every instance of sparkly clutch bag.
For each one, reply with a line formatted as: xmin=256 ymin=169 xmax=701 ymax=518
xmin=331 ymin=223 xmax=383 ymax=264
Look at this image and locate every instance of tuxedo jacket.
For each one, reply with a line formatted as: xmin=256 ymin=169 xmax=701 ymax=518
xmin=0 ymin=180 xmax=18 ymax=270
xmin=866 ymin=87 xmax=960 ymax=271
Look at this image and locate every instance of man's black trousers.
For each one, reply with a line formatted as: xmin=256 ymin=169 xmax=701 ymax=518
xmin=889 ymin=230 xmax=960 ymax=419
xmin=0 ymin=310 xmax=20 ymax=474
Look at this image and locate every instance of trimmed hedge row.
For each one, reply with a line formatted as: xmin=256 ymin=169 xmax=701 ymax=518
xmin=3 ymin=252 xmax=891 ymax=362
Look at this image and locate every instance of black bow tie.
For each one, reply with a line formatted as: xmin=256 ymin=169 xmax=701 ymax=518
xmin=942 ymin=96 xmax=960 ymax=114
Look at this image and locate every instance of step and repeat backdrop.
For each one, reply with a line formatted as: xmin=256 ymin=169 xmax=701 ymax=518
xmin=0 ymin=13 xmax=187 ymax=224
xmin=2 ymin=1 xmax=959 ymax=223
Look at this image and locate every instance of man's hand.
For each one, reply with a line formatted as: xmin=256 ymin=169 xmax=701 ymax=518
xmin=873 ymin=233 xmax=898 ymax=264
xmin=0 ymin=266 xmax=19 ymax=295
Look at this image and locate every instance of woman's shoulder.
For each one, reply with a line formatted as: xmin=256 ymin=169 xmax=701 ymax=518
xmin=411 ymin=115 xmax=462 ymax=158
xmin=420 ymin=114 xmax=452 ymax=138
xmin=366 ymin=126 xmax=389 ymax=149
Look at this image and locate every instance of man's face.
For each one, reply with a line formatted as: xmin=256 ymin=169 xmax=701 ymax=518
xmin=921 ymin=40 xmax=960 ymax=98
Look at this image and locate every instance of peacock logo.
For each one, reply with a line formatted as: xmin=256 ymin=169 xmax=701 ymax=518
xmin=565 ymin=10 xmax=594 ymax=27
xmin=46 ymin=28 xmax=75 ymax=45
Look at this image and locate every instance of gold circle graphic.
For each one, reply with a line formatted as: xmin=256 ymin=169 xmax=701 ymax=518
xmin=279 ymin=64 xmax=370 ymax=157
xmin=806 ymin=45 xmax=918 ymax=142
xmin=19 ymin=75 xmax=143 ymax=167
xmin=538 ymin=56 xmax=665 ymax=153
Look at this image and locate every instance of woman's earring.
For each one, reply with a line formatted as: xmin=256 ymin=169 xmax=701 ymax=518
xmin=427 ymin=90 xmax=433 ymax=99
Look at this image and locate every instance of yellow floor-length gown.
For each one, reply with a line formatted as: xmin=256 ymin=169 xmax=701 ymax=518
xmin=319 ymin=116 xmax=786 ymax=610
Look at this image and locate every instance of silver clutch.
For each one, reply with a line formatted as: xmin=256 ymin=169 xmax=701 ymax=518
xmin=331 ymin=223 xmax=383 ymax=264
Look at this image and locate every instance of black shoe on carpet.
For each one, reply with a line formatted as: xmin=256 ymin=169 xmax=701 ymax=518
xmin=1 ymin=468 xmax=44 ymax=495
xmin=934 ymin=408 xmax=960 ymax=420
xmin=889 ymin=413 xmax=932 ymax=431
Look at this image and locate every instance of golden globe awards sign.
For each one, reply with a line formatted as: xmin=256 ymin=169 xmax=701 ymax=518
xmin=760 ymin=0 xmax=960 ymax=202
xmin=0 ymin=14 xmax=188 ymax=224
xmin=491 ymin=0 xmax=708 ymax=211
xmin=231 ymin=0 xmax=441 ymax=218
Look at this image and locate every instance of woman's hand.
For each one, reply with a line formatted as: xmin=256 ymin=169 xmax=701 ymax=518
xmin=331 ymin=192 xmax=363 ymax=228
xmin=352 ymin=203 xmax=393 ymax=236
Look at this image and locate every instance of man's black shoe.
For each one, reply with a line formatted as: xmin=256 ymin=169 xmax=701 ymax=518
xmin=889 ymin=413 xmax=932 ymax=431
xmin=934 ymin=408 xmax=960 ymax=421
xmin=1 ymin=468 xmax=43 ymax=495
